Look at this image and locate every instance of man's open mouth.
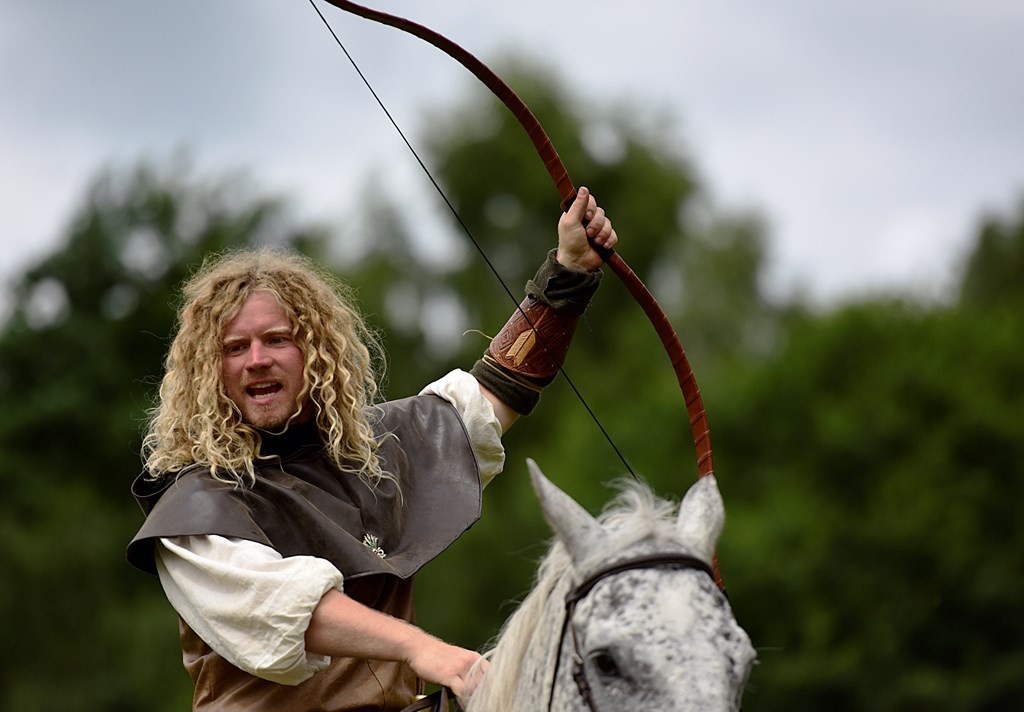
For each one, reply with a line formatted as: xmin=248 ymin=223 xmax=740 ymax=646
xmin=247 ymin=383 xmax=282 ymax=398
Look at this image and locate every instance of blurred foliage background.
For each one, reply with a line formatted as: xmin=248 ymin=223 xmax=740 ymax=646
xmin=1 ymin=62 xmax=1022 ymax=711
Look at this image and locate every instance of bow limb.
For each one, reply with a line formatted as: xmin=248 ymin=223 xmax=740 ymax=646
xmin=317 ymin=2 xmax=714 ymax=482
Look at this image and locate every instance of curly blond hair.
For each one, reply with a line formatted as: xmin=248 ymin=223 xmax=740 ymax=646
xmin=142 ymin=247 xmax=386 ymax=487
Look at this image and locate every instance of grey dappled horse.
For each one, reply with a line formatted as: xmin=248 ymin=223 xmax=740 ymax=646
xmin=466 ymin=460 xmax=755 ymax=711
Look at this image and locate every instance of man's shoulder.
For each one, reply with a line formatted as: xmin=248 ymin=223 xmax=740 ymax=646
xmin=130 ymin=465 xmax=227 ymax=515
xmin=126 ymin=467 xmax=268 ymax=575
xmin=374 ymin=393 xmax=466 ymax=433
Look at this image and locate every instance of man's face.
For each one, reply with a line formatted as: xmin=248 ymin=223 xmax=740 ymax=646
xmin=220 ymin=291 xmax=311 ymax=430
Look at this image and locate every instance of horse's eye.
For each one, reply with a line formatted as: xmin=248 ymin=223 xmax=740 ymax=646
xmin=590 ymin=651 xmax=621 ymax=677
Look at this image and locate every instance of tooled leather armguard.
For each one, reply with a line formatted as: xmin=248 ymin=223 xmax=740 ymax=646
xmin=471 ymin=250 xmax=601 ymax=415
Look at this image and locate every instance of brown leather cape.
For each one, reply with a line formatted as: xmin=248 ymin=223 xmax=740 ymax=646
xmin=127 ymin=394 xmax=483 ymax=580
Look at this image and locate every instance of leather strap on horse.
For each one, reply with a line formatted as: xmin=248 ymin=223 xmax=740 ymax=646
xmin=550 ymin=553 xmax=718 ymax=711
xmin=400 ymin=687 xmax=463 ymax=712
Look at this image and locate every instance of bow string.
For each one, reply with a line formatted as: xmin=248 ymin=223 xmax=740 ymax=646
xmin=311 ymin=1 xmax=720 ymax=586
xmin=314 ymin=0 xmax=712 ymax=473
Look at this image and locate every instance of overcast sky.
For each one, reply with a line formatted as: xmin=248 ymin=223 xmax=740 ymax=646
xmin=3 ymin=0 xmax=1023 ymax=306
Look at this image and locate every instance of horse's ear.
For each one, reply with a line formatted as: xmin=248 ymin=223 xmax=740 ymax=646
xmin=676 ymin=475 xmax=725 ymax=565
xmin=527 ymin=459 xmax=608 ymax=566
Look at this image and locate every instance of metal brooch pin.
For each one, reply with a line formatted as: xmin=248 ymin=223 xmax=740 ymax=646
xmin=362 ymin=533 xmax=386 ymax=559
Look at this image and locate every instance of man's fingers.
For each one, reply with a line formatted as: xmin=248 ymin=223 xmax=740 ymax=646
xmin=585 ymin=207 xmax=606 ymax=238
xmin=567 ymin=185 xmax=591 ymax=223
xmin=458 ymin=658 xmax=490 ymax=704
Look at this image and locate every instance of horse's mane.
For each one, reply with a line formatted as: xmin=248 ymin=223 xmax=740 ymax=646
xmin=469 ymin=478 xmax=687 ymax=710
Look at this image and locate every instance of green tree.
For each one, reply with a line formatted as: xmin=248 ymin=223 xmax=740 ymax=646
xmin=960 ymin=197 xmax=1024 ymax=308
xmin=711 ymin=202 xmax=1024 ymax=709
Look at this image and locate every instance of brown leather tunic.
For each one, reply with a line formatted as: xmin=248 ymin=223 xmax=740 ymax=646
xmin=127 ymin=395 xmax=482 ymax=711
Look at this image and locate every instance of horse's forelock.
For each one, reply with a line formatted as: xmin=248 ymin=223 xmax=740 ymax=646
xmin=598 ymin=478 xmax=683 ymax=543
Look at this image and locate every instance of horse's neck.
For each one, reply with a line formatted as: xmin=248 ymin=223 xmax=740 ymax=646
xmin=468 ymin=558 xmax=575 ymax=711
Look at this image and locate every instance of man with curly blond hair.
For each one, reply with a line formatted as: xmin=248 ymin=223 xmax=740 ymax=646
xmin=127 ymin=188 xmax=617 ymax=711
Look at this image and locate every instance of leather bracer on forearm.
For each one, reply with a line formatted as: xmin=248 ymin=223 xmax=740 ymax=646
xmin=470 ymin=249 xmax=602 ymax=415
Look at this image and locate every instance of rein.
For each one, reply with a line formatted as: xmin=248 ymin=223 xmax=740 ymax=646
xmin=400 ymin=687 xmax=462 ymax=712
xmin=548 ymin=553 xmax=716 ymax=711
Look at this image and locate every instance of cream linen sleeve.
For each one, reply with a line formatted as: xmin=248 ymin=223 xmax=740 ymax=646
xmin=155 ymin=535 xmax=344 ymax=686
xmin=420 ymin=368 xmax=506 ymax=488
